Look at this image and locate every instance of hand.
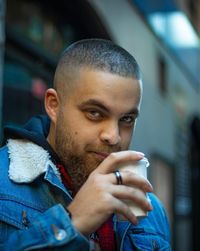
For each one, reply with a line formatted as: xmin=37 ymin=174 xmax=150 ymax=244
xmin=67 ymin=151 xmax=153 ymax=236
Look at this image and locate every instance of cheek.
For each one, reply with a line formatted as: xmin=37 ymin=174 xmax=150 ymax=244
xmin=121 ymin=129 xmax=134 ymax=147
xmin=72 ymin=127 xmax=94 ymax=145
xmin=76 ymin=128 xmax=96 ymax=141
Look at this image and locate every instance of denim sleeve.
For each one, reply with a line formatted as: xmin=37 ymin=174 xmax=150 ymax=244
xmin=115 ymin=193 xmax=172 ymax=250
xmin=0 ymin=204 xmax=89 ymax=251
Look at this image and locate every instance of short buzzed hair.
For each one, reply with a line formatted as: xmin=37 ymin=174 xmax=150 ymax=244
xmin=54 ymin=39 xmax=141 ymax=100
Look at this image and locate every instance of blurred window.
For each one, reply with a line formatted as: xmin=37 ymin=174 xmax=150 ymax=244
xmin=132 ymin=0 xmax=200 ymax=91
xmin=6 ymin=0 xmax=77 ymax=56
xmin=3 ymin=0 xmax=110 ymax=129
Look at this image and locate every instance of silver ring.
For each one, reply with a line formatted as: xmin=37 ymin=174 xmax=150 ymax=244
xmin=114 ymin=170 xmax=123 ymax=185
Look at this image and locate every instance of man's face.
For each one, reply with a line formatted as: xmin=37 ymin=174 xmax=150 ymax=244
xmin=54 ymin=69 xmax=142 ymax=189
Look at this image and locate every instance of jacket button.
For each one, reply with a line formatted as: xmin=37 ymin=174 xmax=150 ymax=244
xmin=52 ymin=224 xmax=67 ymax=241
xmin=55 ymin=229 xmax=67 ymax=241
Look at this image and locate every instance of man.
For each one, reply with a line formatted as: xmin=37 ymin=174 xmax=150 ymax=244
xmin=0 ymin=39 xmax=171 ymax=250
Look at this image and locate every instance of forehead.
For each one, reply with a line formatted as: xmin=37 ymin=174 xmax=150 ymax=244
xmin=67 ymin=69 xmax=142 ymax=113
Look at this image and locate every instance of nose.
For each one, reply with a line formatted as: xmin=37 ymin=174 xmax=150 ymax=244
xmin=100 ymin=121 xmax=121 ymax=145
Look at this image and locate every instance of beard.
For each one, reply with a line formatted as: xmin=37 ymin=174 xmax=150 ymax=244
xmin=55 ymin=124 xmax=89 ymax=192
xmin=54 ymin=111 xmax=121 ymax=192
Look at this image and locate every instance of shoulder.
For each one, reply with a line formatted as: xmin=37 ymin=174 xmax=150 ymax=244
xmin=0 ymin=145 xmax=9 ymax=164
xmin=0 ymin=142 xmax=52 ymax=208
xmin=0 ymin=144 xmax=48 ymax=229
xmin=139 ymin=193 xmax=171 ymax=241
xmin=0 ymin=145 xmax=10 ymax=186
xmin=117 ymin=193 xmax=171 ymax=250
xmin=148 ymin=193 xmax=168 ymax=220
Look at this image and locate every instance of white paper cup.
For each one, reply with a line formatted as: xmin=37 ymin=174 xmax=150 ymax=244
xmin=117 ymin=157 xmax=150 ymax=220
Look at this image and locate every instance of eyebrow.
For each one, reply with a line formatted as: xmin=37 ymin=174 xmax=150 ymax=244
xmin=78 ymin=99 xmax=140 ymax=117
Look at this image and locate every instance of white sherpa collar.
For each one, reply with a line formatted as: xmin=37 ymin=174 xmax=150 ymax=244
xmin=7 ymin=139 xmax=60 ymax=183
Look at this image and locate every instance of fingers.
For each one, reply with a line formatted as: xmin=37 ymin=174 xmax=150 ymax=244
xmin=89 ymin=171 xmax=153 ymax=213
xmin=119 ymin=171 xmax=153 ymax=193
xmin=69 ymin=169 xmax=152 ymax=235
xmin=111 ymin=184 xmax=153 ymax=211
xmin=111 ymin=197 xmax=138 ymax=225
xmin=95 ymin=150 xmax=145 ymax=174
xmin=107 ymin=171 xmax=153 ymax=193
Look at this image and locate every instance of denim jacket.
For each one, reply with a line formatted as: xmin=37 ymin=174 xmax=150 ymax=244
xmin=0 ymin=139 xmax=171 ymax=250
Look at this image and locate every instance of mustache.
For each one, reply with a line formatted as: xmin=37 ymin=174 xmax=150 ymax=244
xmin=87 ymin=146 xmax=122 ymax=153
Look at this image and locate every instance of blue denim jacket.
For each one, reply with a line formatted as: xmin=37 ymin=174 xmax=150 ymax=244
xmin=0 ymin=141 xmax=171 ymax=250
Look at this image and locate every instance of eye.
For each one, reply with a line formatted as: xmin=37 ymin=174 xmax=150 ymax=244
xmin=120 ymin=115 xmax=136 ymax=126
xmin=86 ymin=110 xmax=103 ymax=121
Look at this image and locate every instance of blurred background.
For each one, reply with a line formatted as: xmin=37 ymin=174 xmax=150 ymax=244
xmin=0 ymin=0 xmax=199 ymax=250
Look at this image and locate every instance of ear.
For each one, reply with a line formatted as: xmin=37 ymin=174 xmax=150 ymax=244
xmin=44 ymin=88 xmax=60 ymax=124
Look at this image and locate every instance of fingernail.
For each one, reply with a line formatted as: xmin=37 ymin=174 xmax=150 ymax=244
xmin=148 ymin=183 xmax=153 ymax=192
xmin=137 ymin=152 xmax=145 ymax=157
xmin=144 ymin=202 xmax=152 ymax=211
xmin=149 ymin=204 xmax=153 ymax=211
xmin=144 ymin=183 xmax=153 ymax=192
xmin=132 ymin=216 xmax=138 ymax=225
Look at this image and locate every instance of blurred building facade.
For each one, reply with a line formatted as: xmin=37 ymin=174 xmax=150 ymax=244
xmin=177 ymin=0 xmax=200 ymax=36
xmin=0 ymin=0 xmax=200 ymax=250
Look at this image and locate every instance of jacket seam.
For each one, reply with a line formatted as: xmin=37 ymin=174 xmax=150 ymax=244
xmin=0 ymin=194 xmax=46 ymax=212
xmin=0 ymin=212 xmax=24 ymax=229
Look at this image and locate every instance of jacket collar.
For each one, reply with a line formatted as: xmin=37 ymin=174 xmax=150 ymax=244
xmin=7 ymin=139 xmax=60 ymax=183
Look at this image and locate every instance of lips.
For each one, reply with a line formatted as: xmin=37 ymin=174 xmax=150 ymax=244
xmin=92 ymin=151 xmax=110 ymax=160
